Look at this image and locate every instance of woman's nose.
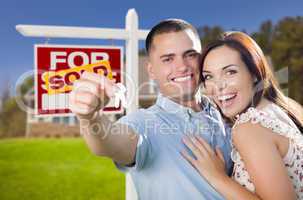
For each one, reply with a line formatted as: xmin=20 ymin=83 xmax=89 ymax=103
xmin=215 ymin=79 xmax=227 ymax=91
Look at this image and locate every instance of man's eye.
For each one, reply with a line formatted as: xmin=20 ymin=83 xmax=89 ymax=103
xmin=186 ymin=53 xmax=198 ymax=59
xmin=162 ymin=57 xmax=172 ymax=63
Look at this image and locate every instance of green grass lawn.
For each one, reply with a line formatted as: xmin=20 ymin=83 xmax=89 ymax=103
xmin=0 ymin=138 xmax=125 ymax=200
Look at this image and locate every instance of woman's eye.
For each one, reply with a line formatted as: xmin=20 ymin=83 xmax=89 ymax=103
xmin=226 ymin=70 xmax=237 ymax=75
xmin=203 ymin=74 xmax=212 ymax=80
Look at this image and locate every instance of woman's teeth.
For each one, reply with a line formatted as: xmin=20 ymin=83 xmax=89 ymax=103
xmin=217 ymin=94 xmax=237 ymax=108
xmin=218 ymin=94 xmax=237 ymax=101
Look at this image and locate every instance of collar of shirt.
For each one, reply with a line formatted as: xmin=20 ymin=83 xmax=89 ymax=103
xmin=155 ymin=93 xmax=212 ymax=121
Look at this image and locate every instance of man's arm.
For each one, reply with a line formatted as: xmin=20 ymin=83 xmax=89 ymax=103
xmin=69 ymin=71 xmax=138 ymax=166
xmin=80 ymin=113 xmax=138 ymax=165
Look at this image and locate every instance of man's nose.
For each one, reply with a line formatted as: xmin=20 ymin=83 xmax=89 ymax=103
xmin=175 ymin=57 xmax=188 ymax=72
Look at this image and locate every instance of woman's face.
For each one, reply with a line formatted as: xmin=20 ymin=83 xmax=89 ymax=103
xmin=202 ymin=45 xmax=255 ymax=118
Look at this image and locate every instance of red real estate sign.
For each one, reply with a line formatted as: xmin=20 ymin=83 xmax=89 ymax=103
xmin=35 ymin=44 xmax=123 ymax=116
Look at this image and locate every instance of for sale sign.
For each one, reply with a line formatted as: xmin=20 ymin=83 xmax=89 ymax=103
xmin=35 ymin=44 xmax=123 ymax=116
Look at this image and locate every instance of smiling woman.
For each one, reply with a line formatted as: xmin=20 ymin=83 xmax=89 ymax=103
xmin=201 ymin=46 xmax=256 ymax=118
xmin=181 ymin=31 xmax=303 ymax=200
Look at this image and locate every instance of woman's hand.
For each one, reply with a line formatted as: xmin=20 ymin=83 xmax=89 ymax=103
xmin=181 ymin=135 xmax=228 ymax=185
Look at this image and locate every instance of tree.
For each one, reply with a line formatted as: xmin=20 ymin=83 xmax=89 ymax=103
xmin=0 ymin=76 xmax=33 ymax=138
xmin=0 ymin=80 xmax=10 ymax=112
xmin=198 ymin=25 xmax=224 ymax=47
xmin=0 ymin=98 xmax=26 ymax=137
xmin=251 ymin=20 xmax=274 ymax=55
xmin=271 ymin=16 xmax=303 ymax=104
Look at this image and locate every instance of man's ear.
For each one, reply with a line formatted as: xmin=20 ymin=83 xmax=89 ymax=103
xmin=146 ymin=61 xmax=156 ymax=80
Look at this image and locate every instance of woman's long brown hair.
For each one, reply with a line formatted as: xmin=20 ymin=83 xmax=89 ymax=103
xmin=199 ymin=31 xmax=303 ymax=133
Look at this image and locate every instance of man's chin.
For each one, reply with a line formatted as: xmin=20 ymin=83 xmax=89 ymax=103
xmin=166 ymin=92 xmax=195 ymax=102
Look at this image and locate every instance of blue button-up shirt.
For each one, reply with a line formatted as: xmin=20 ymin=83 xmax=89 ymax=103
xmin=116 ymin=94 xmax=232 ymax=200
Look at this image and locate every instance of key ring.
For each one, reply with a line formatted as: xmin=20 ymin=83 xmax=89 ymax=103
xmin=113 ymin=83 xmax=127 ymax=108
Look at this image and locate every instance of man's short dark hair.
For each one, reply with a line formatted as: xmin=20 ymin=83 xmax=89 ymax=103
xmin=145 ymin=19 xmax=199 ymax=54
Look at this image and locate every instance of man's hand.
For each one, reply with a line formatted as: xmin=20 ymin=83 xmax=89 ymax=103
xmin=68 ymin=72 xmax=138 ymax=165
xmin=69 ymin=72 xmax=116 ymax=121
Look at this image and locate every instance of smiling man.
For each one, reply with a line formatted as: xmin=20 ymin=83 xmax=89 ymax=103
xmin=146 ymin=27 xmax=201 ymax=103
xmin=69 ymin=19 xmax=232 ymax=200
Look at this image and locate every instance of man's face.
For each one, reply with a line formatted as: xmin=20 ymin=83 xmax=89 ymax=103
xmin=147 ymin=30 xmax=201 ymax=101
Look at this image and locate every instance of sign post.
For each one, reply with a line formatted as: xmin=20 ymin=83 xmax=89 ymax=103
xmin=16 ymin=8 xmax=149 ymax=200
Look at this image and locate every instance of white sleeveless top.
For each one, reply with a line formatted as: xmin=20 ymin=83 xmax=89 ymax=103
xmin=231 ymin=103 xmax=303 ymax=199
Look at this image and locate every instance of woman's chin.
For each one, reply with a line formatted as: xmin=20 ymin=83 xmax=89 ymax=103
xmin=220 ymin=107 xmax=239 ymax=119
xmin=222 ymin=112 xmax=234 ymax=119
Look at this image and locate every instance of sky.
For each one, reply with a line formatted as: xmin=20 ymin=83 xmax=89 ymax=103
xmin=0 ymin=0 xmax=302 ymax=94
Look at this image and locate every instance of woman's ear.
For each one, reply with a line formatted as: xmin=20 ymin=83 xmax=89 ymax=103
xmin=253 ymin=77 xmax=258 ymax=85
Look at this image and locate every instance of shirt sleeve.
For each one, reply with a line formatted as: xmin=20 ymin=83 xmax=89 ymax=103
xmin=114 ymin=110 xmax=154 ymax=172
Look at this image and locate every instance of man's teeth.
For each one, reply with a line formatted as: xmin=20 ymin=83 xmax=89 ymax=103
xmin=218 ymin=94 xmax=236 ymax=101
xmin=173 ymin=75 xmax=192 ymax=82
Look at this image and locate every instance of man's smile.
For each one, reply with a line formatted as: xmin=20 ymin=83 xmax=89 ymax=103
xmin=171 ymin=74 xmax=194 ymax=83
